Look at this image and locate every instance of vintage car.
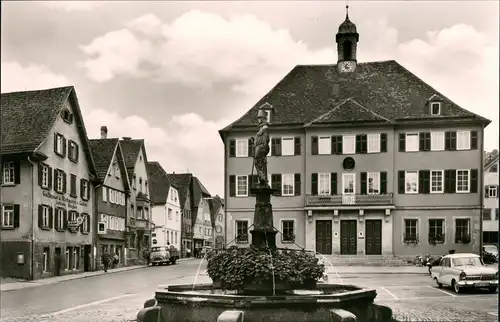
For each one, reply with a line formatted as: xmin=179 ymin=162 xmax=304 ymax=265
xmin=150 ymin=246 xmax=179 ymax=266
xmin=430 ymin=253 xmax=498 ymax=293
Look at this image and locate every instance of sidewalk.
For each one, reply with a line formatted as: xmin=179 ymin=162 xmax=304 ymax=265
xmin=324 ymin=265 xmax=430 ymax=275
xmin=0 ymin=258 xmax=195 ymax=292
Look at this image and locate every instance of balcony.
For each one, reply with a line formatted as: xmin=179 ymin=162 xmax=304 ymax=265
xmin=305 ymin=193 xmax=394 ymax=207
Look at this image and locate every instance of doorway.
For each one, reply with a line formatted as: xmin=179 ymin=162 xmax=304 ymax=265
xmin=365 ymin=220 xmax=382 ymax=255
xmin=54 ymin=247 xmax=61 ymax=276
xmin=340 ymin=220 xmax=357 ymax=255
xmin=84 ymin=245 xmax=92 ymax=272
xmin=315 ymin=220 xmax=332 ymax=255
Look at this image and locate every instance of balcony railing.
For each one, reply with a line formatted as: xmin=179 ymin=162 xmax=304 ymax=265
xmin=305 ymin=193 xmax=393 ymax=207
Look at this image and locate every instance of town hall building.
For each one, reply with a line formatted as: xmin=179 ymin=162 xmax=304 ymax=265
xmin=219 ymin=10 xmax=490 ymax=260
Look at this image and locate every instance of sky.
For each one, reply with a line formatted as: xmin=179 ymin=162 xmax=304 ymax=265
xmin=1 ymin=1 xmax=498 ymax=196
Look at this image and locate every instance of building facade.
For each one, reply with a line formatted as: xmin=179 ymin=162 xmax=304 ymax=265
xmin=148 ymin=162 xmax=181 ymax=250
xmin=1 ymin=87 xmax=98 ymax=279
xmin=120 ymin=138 xmax=152 ymax=262
xmin=191 ymin=177 xmax=212 ymax=253
xmin=483 ymin=156 xmax=499 ymax=244
xmin=210 ymin=195 xmax=225 ymax=249
xmin=168 ymin=173 xmax=194 ymax=257
xmin=219 ymin=13 xmax=490 ymax=258
xmin=90 ymin=128 xmax=130 ymax=268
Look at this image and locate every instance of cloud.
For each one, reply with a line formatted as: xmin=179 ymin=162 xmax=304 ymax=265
xmin=39 ymin=1 xmax=106 ymax=12
xmin=1 ymin=61 xmax=71 ymax=93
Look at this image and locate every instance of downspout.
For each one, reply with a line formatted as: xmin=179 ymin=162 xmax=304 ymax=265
xmin=27 ymin=157 xmax=36 ymax=280
xmin=479 ymin=129 xmax=485 ymax=257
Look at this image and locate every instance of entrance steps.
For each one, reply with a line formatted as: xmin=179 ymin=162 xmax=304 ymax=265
xmin=318 ymin=255 xmax=413 ymax=266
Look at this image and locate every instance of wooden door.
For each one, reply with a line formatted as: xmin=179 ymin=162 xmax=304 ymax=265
xmin=365 ymin=220 xmax=382 ymax=255
xmin=340 ymin=220 xmax=357 ymax=255
xmin=315 ymin=220 xmax=332 ymax=255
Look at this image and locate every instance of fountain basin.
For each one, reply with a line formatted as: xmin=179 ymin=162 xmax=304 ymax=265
xmin=145 ymin=282 xmax=393 ymax=322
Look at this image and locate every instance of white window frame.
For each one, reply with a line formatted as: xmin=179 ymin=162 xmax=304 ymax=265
xmin=456 ymin=131 xmax=471 ymax=150
xmin=235 ymin=220 xmax=249 ymax=243
xmin=405 ymin=171 xmax=419 ymax=194
xmin=430 ymin=132 xmax=445 ymax=151
xmin=235 ymin=139 xmax=248 ymax=157
xmin=3 ymin=161 xmax=15 ymax=185
xmin=318 ymin=136 xmax=331 ymax=155
xmin=318 ymin=173 xmax=331 ymax=196
xmin=82 ymin=214 xmax=88 ymax=232
xmin=41 ymin=165 xmax=49 ymax=188
xmin=342 ymin=173 xmax=356 ymax=194
xmin=430 ymin=170 xmax=444 ymax=193
xmin=56 ymin=171 xmax=64 ymax=192
xmin=456 ymin=169 xmax=470 ymax=193
xmin=236 ymin=175 xmax=248 ymax=197
xmin=367 ymin=172 xmax=380 ymax=195
xmin=367 ymin=134 xmax=381 ymax=153
xmin=280 ymin=219 xmax=295 ymax=243
xmin=55 ymin=133 xmax=64 ymax=154
xmin=405 ymin=133 xmax=419 ymax=152
xmin=281 ymin=174 xmax=295 ymax=196
xmin=102 ymin=187 xmax=108 ymax=202
xmin=265 ymin=110 xmax=271 ymax=123
xmin=168 ymin=208 xmax=172 ymax=219
xmin=281 ymin=137 xmax=295 ymax=156
xmin=42 ymin=249 xmax=48 ymax=272
xmin=42 ymin=206 xmax=49 ymax=227
xmin=69 ymin=141 xmax=78 ymax=160
xmin=82 ymin=180 xmax=89 ymax=200
xmin=2 ymin=205 xmax=14 ymax=228
xmin=430 ymin=102 xmax=441 ymax=115
xmin=57 ymin=208 xmax=64 ymax=229
xmin=342 ymin=135 xmax=356 ymax=155
xmin=488 ymin=186 xmax=498 ymax=198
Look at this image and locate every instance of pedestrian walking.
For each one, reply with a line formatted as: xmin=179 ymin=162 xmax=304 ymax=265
xmin=143 ymin=248 xmax=150 ymax=266
xmin=102 ymin=252 xmax=111 ymax=272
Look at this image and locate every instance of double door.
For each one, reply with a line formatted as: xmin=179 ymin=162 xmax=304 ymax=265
xmin=365 ymin=220 xmax=382 ymax=255
xmin=340 ymin=220 xmax=357 ymax=255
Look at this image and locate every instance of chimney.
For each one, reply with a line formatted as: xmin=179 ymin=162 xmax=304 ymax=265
xmin=100 ymin=126 xmax=108 ymax=139
xmin=122 ymin=137 xmax=132 ymax=141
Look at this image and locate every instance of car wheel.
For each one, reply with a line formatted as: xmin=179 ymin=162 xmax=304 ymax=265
xmin=452 ymin=280 xmax=461 ymax=293
xmin=434 ymin=277 xmax=443 ymax=288
xmin=487 ymin=286 xmax=498 ymax=293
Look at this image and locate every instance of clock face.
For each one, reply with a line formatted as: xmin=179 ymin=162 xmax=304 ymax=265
xmin=339 ymin=61 xmax=356 ymax=73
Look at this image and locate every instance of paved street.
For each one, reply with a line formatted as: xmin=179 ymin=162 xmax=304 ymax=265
xmin=1 ymin=260 xmax=498 ymax=322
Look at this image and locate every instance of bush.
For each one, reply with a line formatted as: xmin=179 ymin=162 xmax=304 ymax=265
xmin=206 ymin=246 xmax=325 ymax=291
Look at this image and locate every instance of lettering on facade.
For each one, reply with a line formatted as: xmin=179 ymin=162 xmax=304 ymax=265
xmin=42 ymin=191 xmax=88 ymax=209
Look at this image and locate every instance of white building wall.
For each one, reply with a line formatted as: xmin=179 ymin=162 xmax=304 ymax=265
xmin=483 ymin=159 xmax=499 ymax=232
xmin=165 ymin=187 xmax=181 ymax=250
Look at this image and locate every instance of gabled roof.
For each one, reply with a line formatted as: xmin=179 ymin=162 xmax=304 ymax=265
xmin=1 ymin=86 xmax=98 ymax=179
xmin=209 ymin=195 xmax=224 ymax=215
xmin=191 ymin=176 xmax=211 ymax=225
xmin=89 ymin=138 xmax=130 ymax=190
xmin=120 ymin=138 xmax=148 ymax=179
xmin=220 ymin=60 xmax=490 ymax=133
xmin=147 ymin=161 xmax=178 ymax=206
xmin=167 ymin=173 xmax=193 ymax=208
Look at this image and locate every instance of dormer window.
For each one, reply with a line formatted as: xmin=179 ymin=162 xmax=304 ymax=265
xmin=430 ymin=102 xmax=441 ymax=115
xmin=61 ymin=109 xmax=73 ymax=124
xmin=259 ymin=102 xmax=273 ymax=124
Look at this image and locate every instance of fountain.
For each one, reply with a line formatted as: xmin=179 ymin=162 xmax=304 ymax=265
xmin=136 ymin=109 xmax=394 ymax=322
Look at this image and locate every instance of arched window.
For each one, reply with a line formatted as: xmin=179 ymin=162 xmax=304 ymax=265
xmin=343 ymin=40 xmax=353 ymax=60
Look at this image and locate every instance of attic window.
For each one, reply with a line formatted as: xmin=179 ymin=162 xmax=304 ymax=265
xmin=430 ymin=102 xmax=441 ymax=115
xmin=265 ymin=110 xmax=271 ymax=123
xmin=61 ymin=109 xmax=73 ymax=123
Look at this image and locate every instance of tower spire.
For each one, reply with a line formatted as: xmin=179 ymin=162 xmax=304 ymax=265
xmin=345 ymin=5 xmax=349 ymax=20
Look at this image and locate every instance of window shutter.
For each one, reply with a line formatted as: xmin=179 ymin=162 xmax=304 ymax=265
xmin=361 ymin=135 xmax=367 ymax=153
xmin=249 ymin=174 xmax=256 ymax=196
xmin=331 ymin=172 xmax=338 ymax=195
xmin=14 ymin=160 xmax=21 ymax=184
xmin=229 ymin=140 xmax=236 ymax=157
xmin=49 ymin=207 xmax=54 ymax=229
xmin=75 ymin=143 xmax=79 ymax=161
xmin=445 ymin=132 xmax=451 ymax=150
xmin=399 ymin=133 xmax=406 ymax=152
xmin=450 ymin=132 xmax=457 ymax=150
xmin=380 ymin=133 xmax=387 ymax=152
xmin=53 ymin=133 xmax=58 ymax=154
xmin=13 ymin=205 xmax=20 ymax=228
xmin=380 ymin=172 xmax=388 ymax=194
xmin=448 ymin=169 xmax=457 ymax=193
xmin=444 ymin=170 xmax=450 ymax=193
xmin=248 ymin=138 xmax=254 ymax=157
xmin=55 ymin=209 xmax=60 ymax=230
xmin=86 ymin=214 xmax=91 ymax=233
xmin=425 ymin=132 xmax=431 ymax=151
xmin=355 ymin=135 xmax=362 ymax=153
xmin=80 ymin=214 xmax=84 ymax=233
xmin=271 ymin=174 xmax=281 ymax=196
xmin=360 ymin=172 xmax=367 ymax=195
xmin=80 ymin=179 xmax=85 ymax=199
xmin=419 ymin=170 xmax=430 ymax=194
xmin=229 ymin=175 xmax=236 ymax=197
xmin=275 ymin=138 xmax=282 ymax=156
xmin=419 ymin=133 xmax=425 ymax=151
xmin=294 ymin=173 xmax=301 ymax=196
xmin=485 ymin=186 xmax=490 ymax=198
xmin=336 ymin=136 xmax=343 ymax=154
xmin=294 ymin=137 xmax=301 ymax=155
xmin=38 ymin=163 xmax=43 ymax=186
xmin=398 ymin=171 xmax=405 ymax=194
xmin=311 ymin=136 xmax=318 ymax=155
xmin=311 ymin=173 xmax=318 ymax=195
xmin=470 ymin=169 xmax=478 ymax=193
xmin=38 ymin=205 xmax=43 ymax=228
xmin=62 ymin=137 xmax=67 ymax=157
xmin=331 ymin=136 xmax=337 ymax=154
xmin=62 ymin=172 xmax=67 ymax=193
xmin=471 ymin=131 xmax=478 ymax=150
xmin=48 ymin=167 xmax=53 ymax=189
xmin=70 ymin=174 xmax=77 ymax=197
xmin=271 ymin=138 xmax=277 ymax=156
xmin=63 ymin=210 xmax=68 ymax=230
xmin=53 ymin=170 xmax=58 ymax=191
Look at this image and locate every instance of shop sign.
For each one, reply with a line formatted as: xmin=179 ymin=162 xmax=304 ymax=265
xmin=43 ymin=191 xmax=88 ymax=210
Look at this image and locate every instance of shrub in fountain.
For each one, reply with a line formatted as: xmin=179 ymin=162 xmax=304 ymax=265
xmin=206 ymin=245 xmax=325 ymax=294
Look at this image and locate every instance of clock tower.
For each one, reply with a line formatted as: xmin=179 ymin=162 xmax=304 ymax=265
xmin=336 ymin=5 xmax=359 ymax=73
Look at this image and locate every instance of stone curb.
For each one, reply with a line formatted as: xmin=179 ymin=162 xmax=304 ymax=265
xmin=1 ymin=258 xmax=196 ymax=292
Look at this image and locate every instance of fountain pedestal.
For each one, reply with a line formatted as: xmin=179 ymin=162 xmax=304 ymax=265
xmin=249 ymin=186 xmax=278 ymax=249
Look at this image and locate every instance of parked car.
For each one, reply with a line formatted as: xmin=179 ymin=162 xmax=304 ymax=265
xmin=150 ymin=246 xmax=179 ymax=266
xmin=483 ymin=244 xmax=499 ymax=262
xmin=430 ymin=253 xmax=498 ymax=293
